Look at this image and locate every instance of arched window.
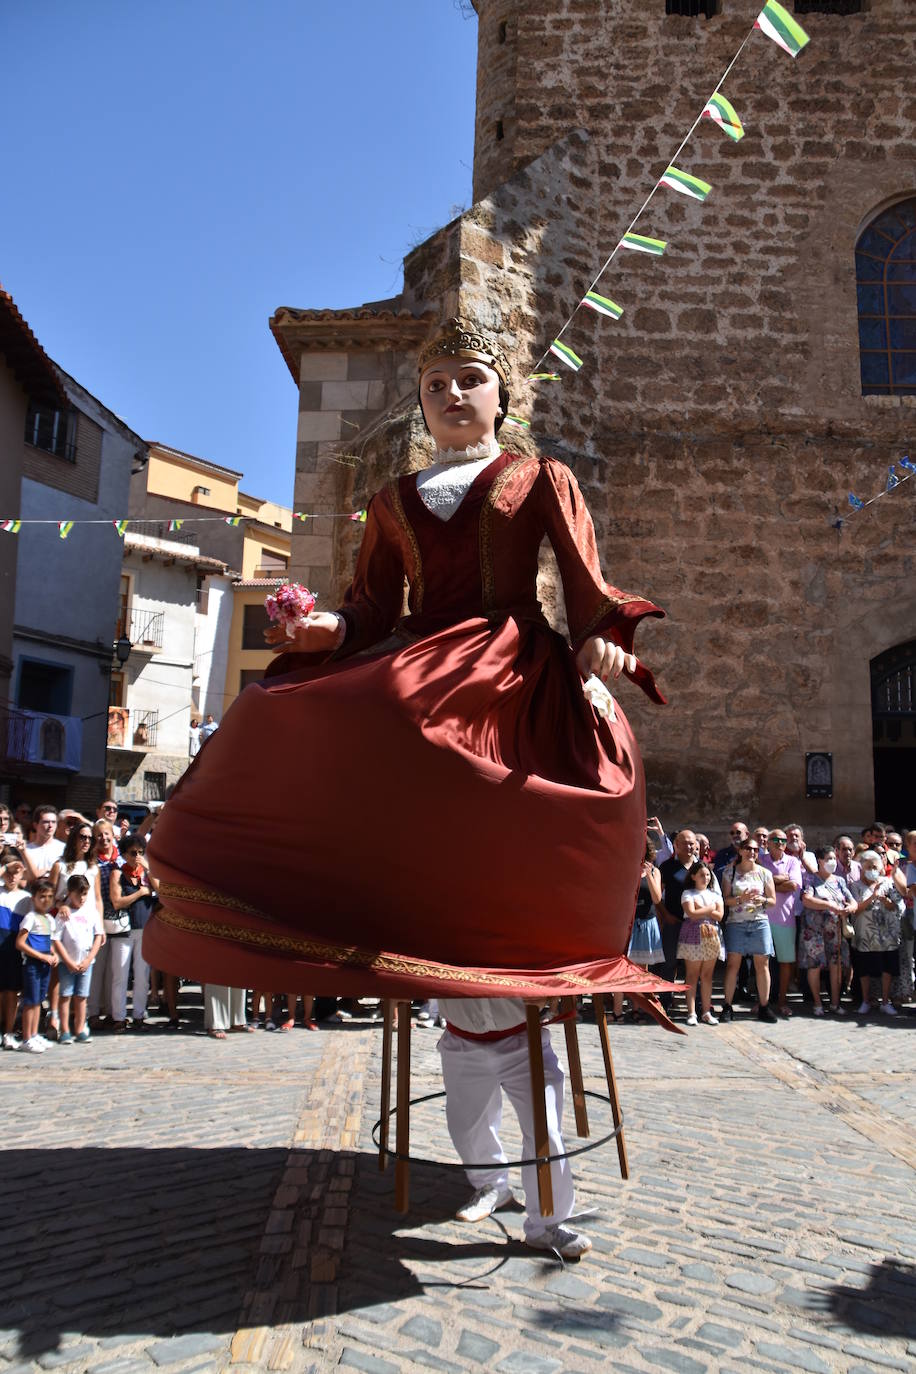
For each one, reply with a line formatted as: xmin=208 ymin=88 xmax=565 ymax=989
xmin=856 ymin=195 xmax=916 ymax=396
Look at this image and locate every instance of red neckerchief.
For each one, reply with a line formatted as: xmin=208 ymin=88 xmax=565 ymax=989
xmin=122 ymin=865 xmax=145 ymax=884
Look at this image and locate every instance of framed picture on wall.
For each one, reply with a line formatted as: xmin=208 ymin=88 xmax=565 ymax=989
xmin=805 ymin=752 xmax=833 ymax=799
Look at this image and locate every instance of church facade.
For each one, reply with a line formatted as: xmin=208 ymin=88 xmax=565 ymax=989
xmin=272 ymin=0 xmax=916 ymax=836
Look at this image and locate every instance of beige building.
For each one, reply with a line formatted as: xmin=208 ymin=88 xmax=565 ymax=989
xmin=273 ymin=0 xmax=916 ymax=839
xmin=128 ymin=441 xmax=294 ymax=711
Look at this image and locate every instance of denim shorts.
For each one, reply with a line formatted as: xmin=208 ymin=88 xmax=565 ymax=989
xmin=21 ymin=957 xmax=51 ymax=1007
xmin=58 ymin=964 xmax=93 ymax=998
xmin=725 ymin=918 xmax=775 ymax=958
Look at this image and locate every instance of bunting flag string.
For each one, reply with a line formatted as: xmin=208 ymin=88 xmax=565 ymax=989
xmin=527 ymin=1 xmax=810 ymax=380
xmin=842 ymin=455 xmax=914 ymax=527
xmin=0 ymin=509 xmax=382 ymax=537
xmin=702 ymin=93 xmax=745 ymax=141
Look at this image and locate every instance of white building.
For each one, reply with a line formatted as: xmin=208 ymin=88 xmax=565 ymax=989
xmin=11 ymin=368 xmax=145 ymax=813
xmin=108 ymin=531 xmax=231 ymax=802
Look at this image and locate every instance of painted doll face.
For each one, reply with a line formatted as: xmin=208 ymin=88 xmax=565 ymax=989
xmin=420 ymin=357 xmax=501 ymax=450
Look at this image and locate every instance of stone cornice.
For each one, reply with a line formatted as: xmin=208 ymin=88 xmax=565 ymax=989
xmin=269 ymin=304 xmax=436 ymax=383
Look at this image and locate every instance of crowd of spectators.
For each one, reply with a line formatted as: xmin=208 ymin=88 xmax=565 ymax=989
xmin=1 ymin=800 xmax=913 ymax=1053
xmin=617 ymin=817 xmax=916 ymax=1026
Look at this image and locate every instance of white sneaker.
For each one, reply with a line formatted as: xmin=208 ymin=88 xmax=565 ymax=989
xmin=701 ymin=1011 xmax=719 ymax=1026
xmin=686 ymin=1013 xmax=698 ymax=1026
xmin=456 ymin=1184 xmax=515 ymax=1223
xmin=857 ymin=1001 xmax=871 ymax=1015
xmin=21 ymin=1037 xmax=47 ymax=1054
xmin=880 ymin=1002 xmax=898 ymax=1016
xmin=34 ymin=1034 xmax=54 ymax=1048
xmin=2 ymin=1033 xmax=19 ymax=1051
xmin=526 ymin=1223 xmax=593 ymax=1260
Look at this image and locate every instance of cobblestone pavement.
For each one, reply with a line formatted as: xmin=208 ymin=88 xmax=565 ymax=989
xmin=2 ymin=992 xmax=914 ymax=1374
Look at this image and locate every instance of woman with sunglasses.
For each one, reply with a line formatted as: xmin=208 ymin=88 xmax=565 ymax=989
xmin=721 ymin=840 xmax=777 ymax=1023
xmin=47 ymin=824 xmax=103 ymax=1039
xmin=109 ymin=833 xmax=158 ymax=1028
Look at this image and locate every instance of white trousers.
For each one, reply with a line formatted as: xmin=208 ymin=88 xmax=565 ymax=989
xmin=126 ymin=929 xmax=151 ymax=1021
xmin=204 ymin=985 xmax=246 ymax=1032
xmin=438 ymin=1027 xmax=574 ymax=1238
xmin=87 ymin=937 xmax=132 ymax=1020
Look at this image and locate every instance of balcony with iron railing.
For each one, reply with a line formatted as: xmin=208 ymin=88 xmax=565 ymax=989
xmin=107 ymin=707 xmax=159 ymax=751
xmin=114 ymin=604 xmax=165 ymax=652
xmin=1 ymin=701 xmax=82 ymax=772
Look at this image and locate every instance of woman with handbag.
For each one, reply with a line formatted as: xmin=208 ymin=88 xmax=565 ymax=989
xmin=109 ymin=832 xmax=158 ymax=1028
xmin=677 ymin=860 xmax=724 ymax=1026
xmin=87 ymin=820 xmax=129 ymax=1032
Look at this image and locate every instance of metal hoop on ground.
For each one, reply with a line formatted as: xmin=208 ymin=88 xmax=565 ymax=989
xmin=371 ymin=1087 xmax=624 ymax=1169
xmin=378 ymin=995 xmax=630 ymax=1214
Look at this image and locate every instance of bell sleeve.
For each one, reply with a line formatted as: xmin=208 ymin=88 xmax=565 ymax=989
xmin=538 ymin=457 xmax=666 ymax=704
xmin=264 ymin=492 xmax=405 ymax=679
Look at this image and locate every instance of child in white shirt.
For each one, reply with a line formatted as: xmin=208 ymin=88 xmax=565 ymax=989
xmin=14 ymin=879 xmax=59 ymax=1053
xmin=52 ymin=875 xmax=102 ymax=1044
xmin=0 ymin=846 xmax=32 ymax=1049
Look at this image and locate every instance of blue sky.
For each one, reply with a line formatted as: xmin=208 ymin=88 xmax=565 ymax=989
xmin=1 ymin=1 xmax=478 ymax=504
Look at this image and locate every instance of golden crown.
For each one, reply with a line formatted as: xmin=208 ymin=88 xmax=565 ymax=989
xmin=416 ymin=317 xmax=511 ymax=389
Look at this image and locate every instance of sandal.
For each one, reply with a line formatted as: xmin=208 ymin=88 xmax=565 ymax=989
xmin=279 ymin=1018 xmax=295 ymax=1032
xmin=167 ymin=1016 xmax=180 ymax=1030
xmin=207 ymin=1029 xmax=227 ymax=1040
xmin=230 ymin=1023 xmax=255 ymax=1033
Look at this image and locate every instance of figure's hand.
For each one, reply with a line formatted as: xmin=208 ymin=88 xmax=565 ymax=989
xmin=264 ymin=613 xmax=343 ymax=655
xmin=576 ymin=635 xmax=636 ymax=686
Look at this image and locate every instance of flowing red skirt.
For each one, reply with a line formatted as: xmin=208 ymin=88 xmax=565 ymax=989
xmin=144 ymin=615 xmax=674 ymax=1005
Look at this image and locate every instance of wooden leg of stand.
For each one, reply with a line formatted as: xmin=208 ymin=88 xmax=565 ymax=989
xmin=562 ymin=998 xmax=589 ymax=1138
xmin=526 ymin=1005 xmax=554 ymax=1217
xmin=378 ymin=999 xmax=393 ymax=1170
xmin=592 ymin=994 xmax=629 ymax=1179
xmin=395 ymin=1000 xmax=411 ymax=1213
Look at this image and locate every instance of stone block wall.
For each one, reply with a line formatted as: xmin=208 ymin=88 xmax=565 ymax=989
xmin=281 ymin=0 xmax=916 ymax=837
xmin=293 ymin=346 xmax=417 ymax=599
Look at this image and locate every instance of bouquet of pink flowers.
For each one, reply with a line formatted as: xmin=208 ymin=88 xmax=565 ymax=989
xmin=265 ymin=582 xmax=317 ymax=637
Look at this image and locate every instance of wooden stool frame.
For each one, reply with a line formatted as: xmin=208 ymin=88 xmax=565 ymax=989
xmin=376 ymin=996 xmax=629 ymax=1214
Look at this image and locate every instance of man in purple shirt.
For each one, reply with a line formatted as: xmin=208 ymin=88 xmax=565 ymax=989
xmin=758 ymin=829 xmax=803 ymax=1018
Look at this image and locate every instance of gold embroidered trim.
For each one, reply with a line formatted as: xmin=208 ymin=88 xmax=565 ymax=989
xmin=154 ymin=887 xmax=596 ymax=990
xmin=577 ymin=591 xmax=649 ymax=644
xmin=387 ymin=477 xmax=424 ymax=612
xmin=160 ymin=881 xmax=261 ymax=917
xmin=479 ymin=458 xmax=535 ymax=612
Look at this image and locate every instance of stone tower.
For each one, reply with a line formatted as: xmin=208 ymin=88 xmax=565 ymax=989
xmin=273 ymin=0 xmax=916 ymax=835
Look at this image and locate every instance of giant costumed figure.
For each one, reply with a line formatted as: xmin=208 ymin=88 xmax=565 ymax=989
xmin=144 ymin=317 xmax=670 ymax=1255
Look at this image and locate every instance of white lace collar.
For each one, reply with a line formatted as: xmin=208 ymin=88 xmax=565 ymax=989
xmin=431 ymin=438 xmax=501 ymax=466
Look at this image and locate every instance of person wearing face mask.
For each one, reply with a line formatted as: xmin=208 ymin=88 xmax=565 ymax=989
xmin=784 ymin=825 xmax=817 ymax=875
xmin=757 ymin=830 xmax=802 ymax=1018
xmin=849 ymin=850 xmax=906 ymax=1015
xmin=799 ymin=847 xmax=856 ymax=1015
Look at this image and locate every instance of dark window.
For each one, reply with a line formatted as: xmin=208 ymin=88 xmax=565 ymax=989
xmin=258 ymin=548 xmax=288 ymax=570
xmin=241 ymin=602 xmax=271 ymax=650
xmin=142 ymin=771 xmax=167 ymax=802
xmin=17 ymin=659 xmax=73 ymax=714
xmin=495 ymin=119 xmax=504 ymax=142
xmin=497 ymin=20 xmax=508 ymax=43
xmin=24 ymin=404 xmax=77 ymax=462
xmin=856 ymin=196 xmax=916 ymax=396
xmin=665 ymin=1 xmax=718 ymax=16
xmin=239 ymin=668 xmax=265 ymax=691
xmin=795 ymin=1 xmax=862 ymax=14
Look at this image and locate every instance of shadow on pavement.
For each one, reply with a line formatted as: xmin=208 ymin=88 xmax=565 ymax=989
xmin=827 ymin=1258 xmax=916 ymax=1339
xmin=0 ymin=1147 xmax=520 ymax=1360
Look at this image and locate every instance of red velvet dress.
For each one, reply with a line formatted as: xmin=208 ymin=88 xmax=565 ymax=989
xmin=144 ymin=453 xmax=668 ymax=999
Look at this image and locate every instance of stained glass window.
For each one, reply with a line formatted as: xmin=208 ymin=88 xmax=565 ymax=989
xmin=856 ymin=197 xmax=916 ymax=396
